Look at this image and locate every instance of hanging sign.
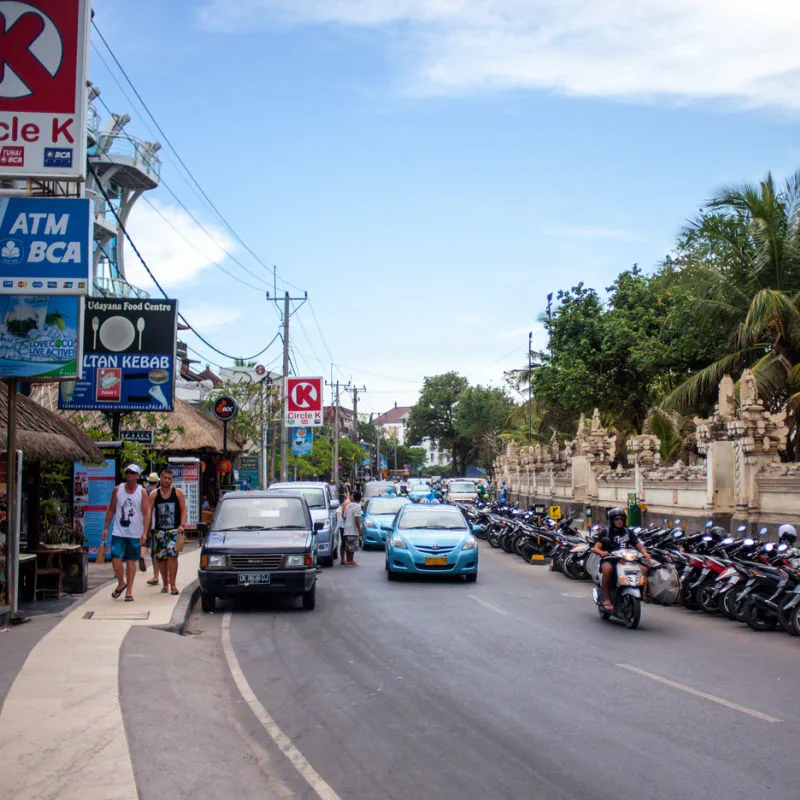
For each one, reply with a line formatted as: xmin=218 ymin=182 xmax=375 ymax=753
xmin=285 ymin=376 xmax=323 ymax=427
xmin=0 ymin=0 xmax=92 ymax=180
xmin=0 ymin=197 xmax=91 ymax=293
xmin=0 ymin=293 xmax=81 ymax=379
xmin=59 ymin=298 xmax=177 ymax=412
xmin=212 ymin=395 xmax=238 ymax=422
xmin=291 ymin=427 xmax=313 ymax=456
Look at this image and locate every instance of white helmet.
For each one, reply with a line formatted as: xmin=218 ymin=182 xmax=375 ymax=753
xmin=778 ymin=523 xmax=797 ymax=544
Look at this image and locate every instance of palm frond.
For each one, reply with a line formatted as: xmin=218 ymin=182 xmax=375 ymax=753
xmin=739 ymin=288 xmax=800 ymax=346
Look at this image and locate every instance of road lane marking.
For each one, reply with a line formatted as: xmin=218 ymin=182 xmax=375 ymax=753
xmin=466 ymin=594 xmax=508 ymax=616
xmin=221 ymin=613 xmax=343 ymax=800
xmin=616 ymin=663 xmax=782 ymax=723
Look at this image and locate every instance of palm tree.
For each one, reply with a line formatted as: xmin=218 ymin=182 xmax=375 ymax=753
xmin=665 ymin=169 xmax=800 ymax=456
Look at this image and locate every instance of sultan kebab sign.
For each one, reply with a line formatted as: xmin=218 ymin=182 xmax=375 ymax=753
xmin=0 ymin=0 xmax=91 ymax=179
xmin=285 ymin=376 xmax=323 ymax=427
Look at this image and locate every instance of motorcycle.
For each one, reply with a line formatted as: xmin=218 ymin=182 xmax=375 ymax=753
xmin=591 ymin=548 xmax=648 ymax=629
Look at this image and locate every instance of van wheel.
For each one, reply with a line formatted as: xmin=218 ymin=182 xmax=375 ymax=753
xmin=201 ymin=591 xmax=216 ymax=612
xmin=320 ymin=556 xmax=334 ymax=567
xmin=302 ymin=584 xmax=316 ymax=610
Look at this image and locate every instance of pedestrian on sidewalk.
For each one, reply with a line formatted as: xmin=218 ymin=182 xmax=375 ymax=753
xmin=144 ymin=472 xmax=161 ymax=586
xmin=101 ymin=464 xmax=150 ymax=602
xmin=337 ymin=491 xmax=351 ymax=562
xmin=148 ymin=468 xmax=187 ymax=596
xmin=342 ymin=490 xmax=362 ymax=566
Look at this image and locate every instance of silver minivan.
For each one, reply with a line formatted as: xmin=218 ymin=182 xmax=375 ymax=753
xmin=267 ymin=481 xmax=340 ymax=566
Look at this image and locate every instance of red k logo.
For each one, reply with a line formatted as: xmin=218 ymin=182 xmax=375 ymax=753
xmin=0 ymin=1 xmax=79 ymax=114
xmin=291 ymin=382 xmax=318 ymax=409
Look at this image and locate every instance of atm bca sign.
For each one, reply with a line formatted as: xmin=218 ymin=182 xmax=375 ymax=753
xmin=286 ymin=377 xmax=323 ymax=427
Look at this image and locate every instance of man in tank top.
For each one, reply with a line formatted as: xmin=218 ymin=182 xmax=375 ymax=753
xmin=101 ymin=464 xmax=150 ymax=602
xmin=148 ymin=468 xmax=187 ymax=595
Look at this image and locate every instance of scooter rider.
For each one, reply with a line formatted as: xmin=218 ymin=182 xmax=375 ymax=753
xmin=592 ymin=507 xmax=651 ymax=612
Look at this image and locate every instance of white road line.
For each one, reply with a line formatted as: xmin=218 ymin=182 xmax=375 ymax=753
xmin=466 ymin=594 xmax=508 ymax=616
xmin=616 ymin=663 xmax=783 ymax=723
xmin=221 ymin=613 xmax=343 ymax=800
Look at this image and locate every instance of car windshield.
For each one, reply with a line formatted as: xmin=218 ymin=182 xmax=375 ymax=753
xmin=369 ymin=498 xmax=411 ymax=515
xmin=364 ymin=483 xmax=394 ymax=498
xmin=449 ymin=482 xmax=476 ymax=493
xmin=269 ymin=487 xmax=326 ymax=509
xmin=212 ymin=497 xmax=308 ymax=531
xmin=398 ymin=509 xmax=468 ymax=531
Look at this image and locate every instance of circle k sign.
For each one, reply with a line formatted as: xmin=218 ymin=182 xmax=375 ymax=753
xmin=286 ymin=376 xmax=323 ymax=427
xmin=212 ymin=395 xmax=238 ymax=422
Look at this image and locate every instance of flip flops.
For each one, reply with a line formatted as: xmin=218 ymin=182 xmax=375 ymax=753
xmin=146 ymin=579 xmax=159 ymax=586
xmin=124 ymin=595 xmax=134 ymax=602
xmin=111 ymin=583 xmax=127 ymax=599
xmin=170 ymin=589 xmax=179 ymax=595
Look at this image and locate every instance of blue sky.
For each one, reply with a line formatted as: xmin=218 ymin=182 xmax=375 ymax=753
xmin=91 ymin=0 xmax=800 ymax=415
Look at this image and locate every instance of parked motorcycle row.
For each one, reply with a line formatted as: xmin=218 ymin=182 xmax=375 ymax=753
xmin=459 ymin=502 xmax=800 ymax=634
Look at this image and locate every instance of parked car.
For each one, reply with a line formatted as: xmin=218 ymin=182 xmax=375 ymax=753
xmin=385 ymin=504 xmax=478 ymax=582
xmin=362 ymin=480 xmax=397 ymax=506
xmin=198 ymin=491 xmax=320 ymax=611
xmin=362 ymin=496 xmax=412 ymax=548
xmin=445 ymin=480 xmax=479 ymax=504
xmin=408 ymin=481 xmax=436 ymax=503
xmin=266 ymin=481 xmax=339 ymax=566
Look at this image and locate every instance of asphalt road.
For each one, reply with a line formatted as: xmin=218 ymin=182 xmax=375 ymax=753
xmin=123 ymin=544 xmax=800 ymax=799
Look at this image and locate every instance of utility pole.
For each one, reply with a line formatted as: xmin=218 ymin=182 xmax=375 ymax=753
xmin=528 ymin=331 xmax=533 ymax=446
xmin=325 ymin=379 xmax=341 ymax=483
xmin=267 ymin=290 xmax=307 ymax=482
xmin=346 ymin=385 xmax=366 ymax=442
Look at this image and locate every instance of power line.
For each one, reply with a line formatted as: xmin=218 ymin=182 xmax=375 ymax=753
xmin=90 ymin=163 xmax=281 ymax=362
xmin=92 ymin=21 xmax=303 ymax=294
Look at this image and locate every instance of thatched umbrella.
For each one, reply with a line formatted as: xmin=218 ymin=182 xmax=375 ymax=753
xmin=0 ymin=389 xmax=102 ymax=463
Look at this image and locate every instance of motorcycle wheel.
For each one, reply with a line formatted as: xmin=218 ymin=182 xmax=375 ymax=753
xmin=621 ymin=595 xmax=641 ymax=629
xmin=697 ymin=585 xmax=720 ymax=614
xmin=777 ymin=596 xmax=800 ymax=636
xmin=681 ymin=583 xmax=701 ymax=611
xmin=721 ymin=586 xmax=744 ymax=620
xmin=745 ymin=597 xmax=778 ymax=632
xmin=791 ymin=604 xmax=800 ymax=637
xmin=564 ymin=556 xmax=588 ymax=581
xmin=733 ymin=593 xmax=751 ymax=623
xmin=488 ymin=532 xmax=503 ymax=548
xmin=501 ymin=533 xmax=515 ymax=553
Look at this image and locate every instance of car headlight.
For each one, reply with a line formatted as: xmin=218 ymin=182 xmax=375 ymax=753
xmin=206 ymin=554 xmax=227 ymax=568
xmin=462 ymin=537 xmax=477 ymax=551
xmin=390 ymin=536 xmax=408 ymax=549
xmin=285 ymin=554 xmax=305 ymax=567
xmin=364 ymin=518 xmax=379 ymax=530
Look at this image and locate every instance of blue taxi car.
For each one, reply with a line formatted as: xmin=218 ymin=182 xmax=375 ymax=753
xmin=362 ymin=496 xmax=412 ymax=548
xmin=408 ymin=480 xmax=436 ymax=503
xmin=385 ymin=504 xmax=478 ymax=582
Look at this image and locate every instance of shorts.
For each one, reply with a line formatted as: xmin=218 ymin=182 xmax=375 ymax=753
xmin=110 ymin=535 xmax=141 ymax=562
xmin=153 ymin=529 xmax=179 ymax=560
xmin=343 ymin=535 xmax=359 ymax=555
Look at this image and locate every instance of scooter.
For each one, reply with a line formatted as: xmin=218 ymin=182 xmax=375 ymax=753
xmin=591 ymin=548 xmax=648 ymax=629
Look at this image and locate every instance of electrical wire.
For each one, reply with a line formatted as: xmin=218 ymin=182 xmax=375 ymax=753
xmin=92 ymin=21 xmax=303 ymax=294
xmin=89 ymin=163 xmax=281 ymax=362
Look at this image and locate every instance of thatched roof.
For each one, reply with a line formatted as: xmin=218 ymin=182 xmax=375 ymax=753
xmin=30 ymin=385 xmax=242 ymax=455
xmin=0 ymin=387 xmax=103 ymax=463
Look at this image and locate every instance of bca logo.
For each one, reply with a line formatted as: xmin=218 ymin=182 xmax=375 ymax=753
xmin=0 ymin=145 xmax=23 ymax=165
xmin=290 ymin=381 xmax=318 ymax=409
xmin=0 ymin=1 xmax=80 ymax=113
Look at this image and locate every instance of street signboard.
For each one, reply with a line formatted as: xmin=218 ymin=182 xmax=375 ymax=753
xmin=0 ymin=0 xmax=91 ymax=180
xmin=291 ymin=427 xmax=313 ymax=456
xmin=58 ymin=297 xmax=177 ymax=412
xmin=119 ymin=429 xmax=154 ymax=445
xmin=0 ymin=197 xmax=91 ymax=293
xmin=212 ymin=395 xmax=238 ymax=422
xmin=0 ymin=293 xmax=81 ymax=379
xmin=285 ymin=376 xmax=323 ymax=427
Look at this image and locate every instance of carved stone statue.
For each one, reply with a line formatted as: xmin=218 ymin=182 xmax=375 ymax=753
xmin=591 ymin=408 xmax=603 ymax=434
xmin=740 ymin=369 xmax=758 ymax=407
xmin=718 ymin=375 xmax=736 ymax=420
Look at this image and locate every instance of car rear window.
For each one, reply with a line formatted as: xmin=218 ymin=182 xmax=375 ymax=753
xmin=364 ymin=483 xmax=394 ymax=498
xmin=449 ymin=482 xmax=476 ymax=493
xmin=269 ymin=487 xmax=326 ymax=509
xmin=213 ymin=497 xmax=308 ymax=531
xmin=369 ymin=497 xmax=411 ymax=515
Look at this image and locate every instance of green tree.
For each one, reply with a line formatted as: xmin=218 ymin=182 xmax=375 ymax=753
xmin=407 ymin=372 xmax=468 ymax=472
xmin=454 ymin=385 xmax=515 ymax=468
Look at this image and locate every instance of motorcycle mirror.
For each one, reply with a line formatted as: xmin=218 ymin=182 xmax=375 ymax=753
xmin=737 ymin=525 xmax=747 ymax=532
xmin=674 ymin=519 xmax=682 ymax=526
xmin=633 ymin=526 xmax=642 ymax=534
xmin=673 ymin=530 xmax=683 ymax=538
xmin=705 ymin=521 xmax=713 ymax=528
xmin=743 ymin=538 xmax=754 ymax=547
xmin=759 ymin=527 xmax=768 ymax=536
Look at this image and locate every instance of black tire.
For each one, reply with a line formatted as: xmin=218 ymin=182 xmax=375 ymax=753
xmin=564 ymin=555 xmax=588 ymax=581
xmin=621 ymin=595 xmax=641 ymax=629
xmin=721 ymin=585 xmax=744 ymax=619
xmin=733 ymin=592 xmax=752 ymax=623
xmin=681 ymin=583 xmax=701 ymax=611
xmin=501 ymin=533 xmax=515 ymax=553
xmin=387 ymin=567 xmax=398 ymax=581
xmin=302 ymin=584 xmax=316 ymax=610
xmin=465 ymin=572 xmax=477 ymax=583
xmin=744 ymin=597 xmax=777 ymax=631
xmin=697 ymin=585 xmax=720 ymax=614
xmin=777 ymin=596 xmax=800 ymax=636
xmin=201 ymin=591 xmax=216 ymax=613
xmin=791 ymin=604 xmax=800 ymax=637
xmin=320 ymin=555 xmax=334 ymax=567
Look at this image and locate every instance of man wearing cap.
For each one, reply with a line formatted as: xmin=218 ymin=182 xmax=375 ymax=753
xmin=144 ymin=472 xmax=161 ymax=586
xmin=101 ymin=465 xmax=150 ymax=602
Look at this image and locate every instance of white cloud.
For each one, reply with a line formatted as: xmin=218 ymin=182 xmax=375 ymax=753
xmin=179 ymin=302 xmax=243 ymax=331
xmin=198 ymin=0 xmax=800 ymax=110
xmin=124 ymin=199 xmax=239 ymax=290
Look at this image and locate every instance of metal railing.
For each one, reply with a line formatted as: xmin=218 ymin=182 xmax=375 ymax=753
xmin=94 ymin=133 xmax=162 ymax=181
xmin=93 ymin=276 xmax=150 ymax=300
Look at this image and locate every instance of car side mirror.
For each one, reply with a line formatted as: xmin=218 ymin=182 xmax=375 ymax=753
xmin=330 ymin=499 xmax=340 ymax=510
xmin=314 ymin=521 xmax=325 ymax=532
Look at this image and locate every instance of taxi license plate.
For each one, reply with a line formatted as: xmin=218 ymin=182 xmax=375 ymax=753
xmin=425 ymin=557 xmax=448 ymax=566
xmin=238 ymin=572 xmax=270 ymax=585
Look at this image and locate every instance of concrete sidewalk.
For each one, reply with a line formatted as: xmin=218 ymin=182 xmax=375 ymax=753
xmin=0 ymin=549 xmax=200 ymax=800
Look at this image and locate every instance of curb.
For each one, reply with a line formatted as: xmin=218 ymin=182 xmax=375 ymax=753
xmin=151 ymin=580 xmax=200 ymax=635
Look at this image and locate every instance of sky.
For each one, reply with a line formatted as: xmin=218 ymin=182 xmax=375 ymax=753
xmin=90 ymin=0 xmax=800 ymax=416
